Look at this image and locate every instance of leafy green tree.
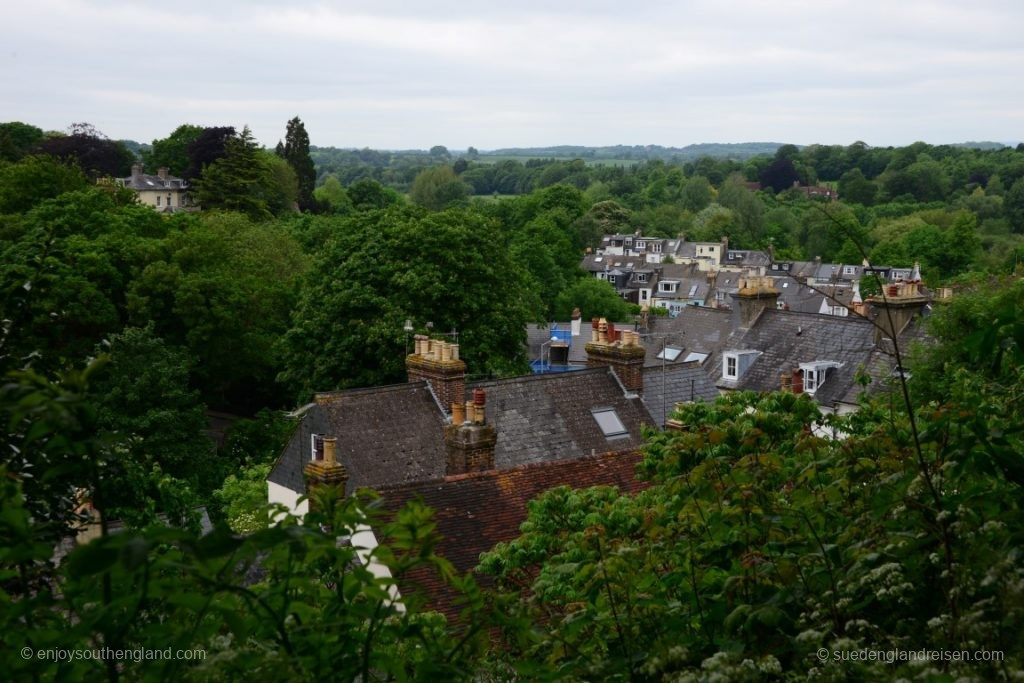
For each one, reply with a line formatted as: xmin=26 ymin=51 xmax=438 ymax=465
xmin=0 ymin=154 xmax=88 ymax=214
xmin=184 ymin=125 xmax=234 ymax=180
xmin=838 ymin=167 xmax=878 ymax=205
xmin=1005 ymin=177 xmax=1024 ymax=232
xmin=0 ymin=121 xmax=44 ymax=162
xmin=212 ymin=461 xmax=272 ymax=533
xmin=484 ymin=374 xmax=1024 ymax=679
xmin=410 ymin=166 xmax=470 ymax=211
xmin=280 ymin=207 xmax=535 ymax=397
xmin=0 ymin=188 xmax=170 ymax=372
xmin=680 ymin=175 xmax=714 ymax=212
xmin=1 ymin=364 xmax=491 ymax=681
xmin=89 ymin=325 xmax=212 ymax=514
xmin=552 ymin=276 xmax=633 ymax=322
xmin=348 ymin=178 xmax=404 ymax=211
xmin=194 ymin=127 xmax=287 ymax=220
xmin=127 ymin=211 xmax=308 ymax=411
xmin=37 ymin=123 xmax=134 ymax=178
xmin=313 ymin=174 xmax=354 ymax=214
xmin=278 ymin=116 xmax=317 ymax=211
xmin=142 ymin=124 xmax=204 ymax=177
xmin=760 ymin=155 xmax=800 ymax=193
xmin=717 ymin=175 xmax=765 ymax=247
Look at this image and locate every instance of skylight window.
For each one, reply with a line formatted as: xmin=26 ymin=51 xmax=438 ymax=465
xmin=592 ymin=408 xmax=628 ymax=438
xmin=656 ymin=346 xmax=683 ymax=361
xmin=683 ymin=352 xmax=708 ymax=364
xmin=594 ymin=257 xmax=603 ymax=262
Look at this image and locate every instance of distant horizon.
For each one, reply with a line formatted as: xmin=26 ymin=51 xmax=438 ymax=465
xmin=5 ymin=2 xmax=1021 ymax=151
xmin=108 ymin=135 xmax=1021 ymax=154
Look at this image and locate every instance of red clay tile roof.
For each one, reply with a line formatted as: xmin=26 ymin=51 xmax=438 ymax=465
xmin=373 ymin=450 xmax=649 ymax=620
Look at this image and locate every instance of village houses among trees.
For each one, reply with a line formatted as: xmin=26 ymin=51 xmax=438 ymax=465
xmin=2 ymin=117 xmax=1023 ymax=679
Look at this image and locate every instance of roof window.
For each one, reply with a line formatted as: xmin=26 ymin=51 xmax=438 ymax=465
xmin=656 ymin=346 xmax=683 ymax=361
xmin=592 ymin=408 xmax=628 ymax=438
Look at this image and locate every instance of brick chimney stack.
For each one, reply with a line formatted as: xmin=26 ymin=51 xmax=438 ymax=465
xmin=585 ymin=317 xmax=645 ymax=393
xmin=304 ymin=437 xmax=349 ymax=506
xmin=444 ymin=389 xmax=497 ymax=474
xmin=407 ymin=335 xmax=466 ymax=416
xmin=866 ymin=266 xmax=928 ymax=343
xmin=157 ymin=167 xmax=169 ymax=181
xmin=732 ymin=275 xmax=780 ymax=329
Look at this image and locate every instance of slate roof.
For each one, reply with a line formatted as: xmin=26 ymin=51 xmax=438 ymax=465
xmin=119 ymin=171 xmax=188 ymax=191
xmin=641 ymin=363 xmax=721 ymax=427
xmin=722 ymin=249 xmax=771 ymax=268
xmin=641 ymin=306 xmax=733 ymax=367
xmin=375 ymin=450 xmax=649 ymax=619
xmin=268 ymin=382 xmax=447 ymax=495
xmin=770 ymin=276 xmax=856 ymax=315
xmin=470 ymin=369 xmax=653 ymax=465
xmin=269 ymin=369 xmax=655 ymax=496
xmin=713 ymin=309 xmax=878 ymax=405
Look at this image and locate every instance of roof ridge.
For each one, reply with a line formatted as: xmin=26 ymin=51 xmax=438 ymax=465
xmin=371 ymin=448 xmax=641 ymax=493
xmin=314 ymin=380 xmax=430 ymax=401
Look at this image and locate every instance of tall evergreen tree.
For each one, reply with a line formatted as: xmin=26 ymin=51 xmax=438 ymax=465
xmin=279 ymin=116 xmax=316 ymax=211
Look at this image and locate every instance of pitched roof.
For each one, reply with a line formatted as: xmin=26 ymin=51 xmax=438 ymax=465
xmin=119 ymin=171 xmax=188 ymax=191
xmin=714 ymin=309 xmax=878 ymax=405
xmin=469 ymin=369 xmax=653 ymax=465
xmin=269 ymin=369 xmax=655 ymax=496
xmin=268 ymin=382 xmax=447 ymax=494
xmin=641 ymin=363 xmax=720 ymax=427
xmin=641 ymin=305 xmax=734 ymax=367
xmin=375 ymin=450 xmax=649 ymax=619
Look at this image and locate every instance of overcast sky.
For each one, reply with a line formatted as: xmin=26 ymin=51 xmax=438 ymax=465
xmin=3 ymin=0 xmax=1022 ymax=150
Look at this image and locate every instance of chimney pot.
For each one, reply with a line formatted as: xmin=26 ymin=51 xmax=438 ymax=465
xmin=473 ymin=388 xmax=486 ymax=406
xmin=323 ymin=437 xmax=338 ymax=464
xmin=452 ymin=401 xmax=465 ymax=424
xmin=450 ymin=343 xmax=459 ymax=361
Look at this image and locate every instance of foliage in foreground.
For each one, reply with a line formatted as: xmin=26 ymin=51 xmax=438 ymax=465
xmin=481 ymin=277 xmax=1024 ymax=682
xmin=0 ymin=364 xmax=492 ymax=681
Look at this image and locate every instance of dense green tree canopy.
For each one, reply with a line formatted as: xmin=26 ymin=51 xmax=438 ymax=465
xmin=280 ymin=207 xmax=536 ymax=398
xmin=0 ymin=121 xmax=44 ymax=162
xmin=278 ymin=116 xmax=317 ymax=211
xmin=142 ymin=124 xmax=204 ymax=177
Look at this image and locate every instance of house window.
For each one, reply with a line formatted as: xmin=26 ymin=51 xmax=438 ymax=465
xmin=167 ymin=194 xmax=172 ymax=206
xmin=636 ymin=241 xmax=645 ymax=250
xmin=805 ymin=370 xmax=818 ymax=393
xmin=843 ymin=266 xmax=856 ymax=275
xmin=156 ymin=196 xmax=161 ymax=206
xmin=608 ymin=275 xmax=617 ymax=285
xmin=688 ymin=285 xmax=698 ymax=297
xmin=725 ymin=355 xmax=737 ymax=378
xmin=641 ymin=290 xmax=648 ymax=300
xmin=592 ymin=408 xmax=628 ymax=438
xmin=635 ymin=273 xmax=648 ymax=283
xmin=310 ymin=434 xmax=324 ymax=461
xmin=683 ymin=351 xmax=708 ymax=364
xmin=659 ymin=282 xmax=678 ymax=293
xmin=652 ymin=242 xmax=662 ymax=253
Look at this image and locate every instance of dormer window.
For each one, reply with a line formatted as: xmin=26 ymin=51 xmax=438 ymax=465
xmin=722 ymin=350 xmax=761 ymax=380
xmin=659 ymin=281 xmax=678 ymax=293
xmin=843 ymin=266 xmax=856 ymax=275
xmin=799 ymin=361 xmax=843 ymax=395
xmin=636 ymin=241 xmax=646 ymax=250
xmin=310 ymin=434 xmax=324 ymax=461
xmin=652 ymin=242 xmax=662 ymax=253
xmin=635 ymin=273 xmax=648 ymax=283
